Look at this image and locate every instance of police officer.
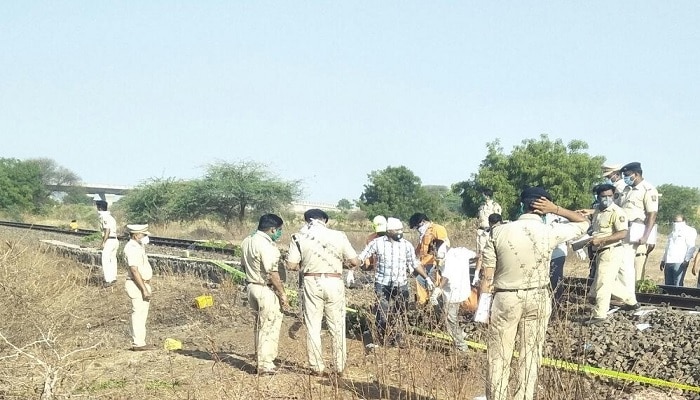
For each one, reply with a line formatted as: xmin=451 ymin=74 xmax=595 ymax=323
xmin=96 ymin=200 xmax=118 ymax=287
xmin=480 ymin=187 xmax=589 ymax=400
xmin=287 ymin=209 xmax=360 ymax=377
xmin=619 ymin=162 xmax=659 ymax=293
xmin=241 ymin=214 xmax=287 ymax=375
xmin=476 ymin=189 xmax=502 ymax=256
xmin=586 ymin=184 xmax=639 ymax=325
xmin=123 ymin=224 xmax=155 ymax=351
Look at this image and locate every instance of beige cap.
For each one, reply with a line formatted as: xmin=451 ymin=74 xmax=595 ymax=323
xmin=127 ymin=224 xmax=151 ymax=235
xmin=602 ymin=163 xmax=621 ymax=177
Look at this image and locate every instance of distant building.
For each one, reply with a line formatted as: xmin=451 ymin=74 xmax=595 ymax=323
xmin=290 ymin=201 xmax=339 ymax=213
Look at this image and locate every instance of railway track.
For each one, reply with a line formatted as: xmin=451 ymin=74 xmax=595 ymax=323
xmin=3 ymin=219 xmax=700 ymax=310
xmin=563 ymin=276 xmax=700 ymax=311
xmin=0 ymin=220 xmax=239 ymax=256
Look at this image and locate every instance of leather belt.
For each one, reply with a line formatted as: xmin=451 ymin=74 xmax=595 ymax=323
xmin=304 ymin=272 xmax=342 ymax=278
xmin=597 ymin=243 xmax=623 ymax=253
xmin=494 ymin=285 xmax=549 ymax=293
xmin=246 ymin=281 xmax=272 ymax=287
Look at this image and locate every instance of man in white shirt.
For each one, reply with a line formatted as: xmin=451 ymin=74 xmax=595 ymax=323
xmin=660 ymin=215 xmax=697 ymax=286
xmin=430 ymin=244 xmax=477 ymax=352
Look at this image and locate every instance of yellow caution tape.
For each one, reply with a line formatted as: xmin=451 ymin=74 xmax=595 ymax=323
xmin=209 ymin=260 xmax=700 ymax=393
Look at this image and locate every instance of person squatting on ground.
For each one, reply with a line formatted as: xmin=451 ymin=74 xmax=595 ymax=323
xmin=241 ymin=214 xmax=288 ymax=375
xmin=123 ymin=224 xmax=155 ymax=351
xmin=358 ymin=217 xmax=434 ymax=347
xmin=585 ymin=184 xmax=639 ymax=326
xmin=429 ymin=243 xmax=476 ymax=352
xmin=619 ymin=162 xmax=659 ymax=293
xmin=96 ymin=200 xmax=118 ymax=287
xmin=480 ymin=187 xmax=589 ymax=400
xmin=287 ymin=209 xmax=360 ymax=377
xmin=408 ymin=213 xmax=449 ymax=305
xmin=660 ymin=214 xmax=697 ymax=286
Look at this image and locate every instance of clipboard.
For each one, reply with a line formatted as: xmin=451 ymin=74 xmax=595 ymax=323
xmin=474 ymin=293 xmax=493 ymax=324
xmin=628 ymin=222 xmax=657 ymax=245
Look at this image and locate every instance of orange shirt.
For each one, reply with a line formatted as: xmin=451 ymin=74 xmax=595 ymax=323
xmin=416 ymin=223 xmax=449 ymax=267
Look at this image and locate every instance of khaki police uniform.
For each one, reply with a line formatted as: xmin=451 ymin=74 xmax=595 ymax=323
xmin=483 ymin=214 xmax=588 ymax=400
xmin=476 ymin=200 xmax=502 ymax=253
xmin=241 ymin=231 xmax=283 ymax=372
xmin=99 ymin=211 xmax=119 ymax=284
xmin=591 ymin=203 xmax=636 ymax=318
xmin=415 ymin=222 xmax=449 ymax=305
xmin=288 ymin=223 xmax=357 ymax=375
xmin=124 ymin=239 xmax=153 ymax=347
xmin=620 ymin=180 xmax=659 ymax=288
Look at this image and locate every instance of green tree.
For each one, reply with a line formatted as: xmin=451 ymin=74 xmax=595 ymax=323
xmin=26 ymin=158 xmax=80 ymax=187
xmin=120 ymin=178 xmax=192 ymax=224
xmin=0 ymin=158 xmax=50 ymax=213
xmin=358 ymin=166 xmax=445 ymax=221
xmin=656 ymin=184 xmax=700 ymax=230
xmin=423 ymin=185 xmax=462 ymax=217
xmin=454 ymin=135 xmax=605 ymax=219
xmin=336 ymin=198 xmax=353 ymax=211
xmin=175 ymin=161 xmax=302 ymax=226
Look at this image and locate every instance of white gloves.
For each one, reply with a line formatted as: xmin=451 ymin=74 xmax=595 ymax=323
xmin=472 ymin=275 xmax=480 ymax=286
xmin=345 ymin=270 xmax=355 ymax=287
xmin=429 ymin=287 xmax=443 ymax=305
xmin=425 ymin=277 xmax=435 ymax=291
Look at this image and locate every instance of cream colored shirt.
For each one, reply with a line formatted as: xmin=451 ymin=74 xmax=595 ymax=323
xmin=621 ymin=180 xmax=659 ymax=222
xmin=288 ymin=224 xmax=357 ymax=274
xmin=483 ymin=214 xmax=588 ymax=290
xmin=241 ymin=231 xmax=280 ymax=285
xmin=478 ymin=200 xmax=502 ymax=228
xmin=98 ymin=211 xmax=118 ymax=237
xmin=591 ymin=203 xmax=628 ymax=250
xmin=124 ymin=239 xmax=153 ymax=280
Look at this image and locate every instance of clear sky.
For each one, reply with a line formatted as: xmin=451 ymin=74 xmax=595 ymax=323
xmin=1 ymin=2 xmax=698 ymax=204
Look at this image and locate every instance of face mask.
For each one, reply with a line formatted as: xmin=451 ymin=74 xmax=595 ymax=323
xmin=417 ymin=223 xmax=429 ymax=236
xmin=604 ymin=178 xmax=613 ymax=185
xmin=623 ymin=174 xmax=635 ymax=186
xmin=673 ymin=222 xmax=685 ymax=230
xmin=270 ymin=228 xmax=283 ymax=242
xmin=598 ymin=196 xmax=614 ymax=209
xmin=140 ymin=236 xmax=150 ymax=245
xmin=389 ymin=232 xmax=403 ymax=241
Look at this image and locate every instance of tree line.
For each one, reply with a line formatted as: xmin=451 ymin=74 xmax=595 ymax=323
xmin=2 ymin=136 xmax=698 ymax=229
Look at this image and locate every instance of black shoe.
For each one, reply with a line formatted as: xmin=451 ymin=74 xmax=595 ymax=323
xmin=620 ymin=303 xmax=641 ymax=311
xmin=583 ymin=317 xmax=606 ymax=326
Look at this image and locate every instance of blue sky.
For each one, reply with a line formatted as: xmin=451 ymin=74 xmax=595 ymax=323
xmin=1 ymin=2 xmax=698 ymax=204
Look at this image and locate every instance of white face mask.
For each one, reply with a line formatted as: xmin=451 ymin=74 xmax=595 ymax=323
xmin=417 ymin=223 xmax=429 ymax=236
xmin=140 ymin=236 xmax=150 ymax=245
xmin=673 ymin=221 xmax=685 ymax=230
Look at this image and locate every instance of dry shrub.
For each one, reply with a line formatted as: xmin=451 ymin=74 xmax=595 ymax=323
xmin=0 ymin=240 xmax=100 ymax=399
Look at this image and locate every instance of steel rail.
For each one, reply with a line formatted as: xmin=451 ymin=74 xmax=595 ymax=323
xmin=0 ymin=220 xmax=238 ymax=255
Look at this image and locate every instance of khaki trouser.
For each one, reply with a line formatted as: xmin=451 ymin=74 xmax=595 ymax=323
xmin=593 ymin=246 xmax=636 ymax=318
xmin=487 ymin=287 xmax=552 ymax=400
xmin=303 ymin=275 xmax=346 ymax=374
xmin=125 ymin=280 xmax=151 ymax=347
xmin=634 ymin=244 xmax=648 ymax=281
xmin=619 ymin=243 xmax=640 ymax=297
xmin=247 ymin=284 xmax=283 ymax=371
xmin=102 ymin=238 xmax=119 ymax=283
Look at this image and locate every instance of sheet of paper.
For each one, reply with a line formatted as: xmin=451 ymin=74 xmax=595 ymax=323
xmin=636 ymin=323 xmax=651 ymax=331
xmin=628 ymin=222 xmax=658 ymax=245
xmin=633 ymin=308 xmax=656 ymax=317
xmin=474 ymin=293 xmax=492 ymax=323
xmin=571 ymin=234 xmax=592 ymax=251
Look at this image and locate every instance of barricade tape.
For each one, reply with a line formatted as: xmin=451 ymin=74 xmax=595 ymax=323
xmin=208 ymin=260 xmax=700 ymax=394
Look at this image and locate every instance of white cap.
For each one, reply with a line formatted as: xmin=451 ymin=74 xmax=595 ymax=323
xmin=127 ymin=224 xmax=151 ymax=235
xmin=372 ymin=215 xmax=387 ymax=233
xmin=386 ymin=217 xmax=403 ymax=231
